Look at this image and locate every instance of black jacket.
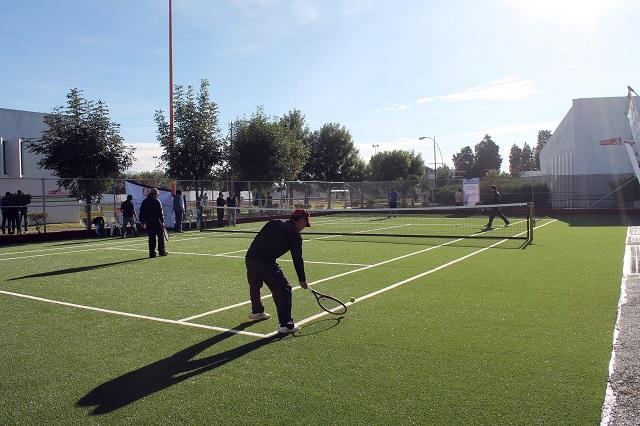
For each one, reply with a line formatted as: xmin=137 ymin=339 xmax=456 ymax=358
xmin=139 ymin=196 xmax=164 ymax=227
xmin=246 ymin=219 xmax=306 ymax=282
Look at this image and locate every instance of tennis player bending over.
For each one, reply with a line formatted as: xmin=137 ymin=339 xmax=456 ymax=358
xmin=245 ymin=209 xmax=311 ymax=334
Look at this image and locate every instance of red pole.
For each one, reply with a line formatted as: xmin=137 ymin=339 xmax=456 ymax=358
xmin=169 ymin=0 xmax=174 ymax=154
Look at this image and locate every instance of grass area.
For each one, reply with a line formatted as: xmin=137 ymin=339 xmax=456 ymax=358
xmin=0 ymin=215 xmax=626 ymax=424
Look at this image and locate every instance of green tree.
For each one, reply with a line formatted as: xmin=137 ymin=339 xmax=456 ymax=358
xmin=452 ymin=146 xmax=475 ymax=178
xmin=301 ymin=123 xmax=365 ymax=181
xmin=229 ymin=107 xmax=309 ymax=182
xmin=521 ymin=142 xmax=535 ymax=172
xmin=27 ymin=88 xmax=135 ymax=229
xmin=534 ymin=129 xmax=552 ymax=170
xmin=154 ymin=79 xmax=224 ymax=198
xmin=474 ymin=134 xmax=502 ymax=176
xmin=369 ymin=150 xmax=425 ymax=181
xmin=509 ymin=144 xmax=523 ymax=177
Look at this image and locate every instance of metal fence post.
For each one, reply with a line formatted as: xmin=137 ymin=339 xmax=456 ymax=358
xmin=42 ymin=177 xmax=47 ymax=233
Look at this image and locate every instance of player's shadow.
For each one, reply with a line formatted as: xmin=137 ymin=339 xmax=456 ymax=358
xmin=76 ymin=322 xmax=283 ymax=415
xmin=8 ymin=258 xmax=147 ymax=280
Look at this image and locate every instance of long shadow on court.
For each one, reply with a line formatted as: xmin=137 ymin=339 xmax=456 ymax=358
xmin=76 ymin=318 xmax=342 ymax=415
xmin=76 ymin=322 xmax=282 ymax=415
xmin=8 ymin=258 xmax=147 ymax=280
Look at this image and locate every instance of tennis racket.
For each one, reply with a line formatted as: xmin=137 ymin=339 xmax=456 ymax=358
xmin=162 ymin=226 xmax=170 ymax=241
xmin=306 ymin=287 xmax=347 ymax=315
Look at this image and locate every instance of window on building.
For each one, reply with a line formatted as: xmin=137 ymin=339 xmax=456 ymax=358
xmin=1 ymin=139 xmax=6 ymax=175
xmin=19 ymin=139 xmax=25 ymax=176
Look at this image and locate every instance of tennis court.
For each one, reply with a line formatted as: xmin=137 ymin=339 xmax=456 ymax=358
xmin=0 ymin=213 xmax=628 ymax=424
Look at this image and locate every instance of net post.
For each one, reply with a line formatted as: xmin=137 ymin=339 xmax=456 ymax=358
xmin=527 ymin=201 xmax=534 ymax=243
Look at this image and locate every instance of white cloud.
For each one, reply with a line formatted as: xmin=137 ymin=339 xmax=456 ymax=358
xmin=418 ymin=76 xmax=539 ymax=103
xmin=449 ymin=120 xmax=558 ymax=139
xmin=128 ymin=143 xmax=163 ymax=172
xmin=378 ymin=104 xmax=408 ymax=112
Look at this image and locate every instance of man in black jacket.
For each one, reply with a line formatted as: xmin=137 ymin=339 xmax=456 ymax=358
xmin=484 ymin=185 xmax=510 ymax=229
xmin=120 ymin=194 xmax=138 ymax=238
xmin=139 ymin=188 xmax=167 ymax=257
xmin=245 ymin=209 xmax=311 ymax=334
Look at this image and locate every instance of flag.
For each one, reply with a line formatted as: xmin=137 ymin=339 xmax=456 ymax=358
xmin=599 ymin=137 xmax=622 ymax=146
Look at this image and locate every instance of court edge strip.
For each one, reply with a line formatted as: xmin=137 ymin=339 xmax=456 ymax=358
xmin=599 ymin=226 xmax=633 ymax=426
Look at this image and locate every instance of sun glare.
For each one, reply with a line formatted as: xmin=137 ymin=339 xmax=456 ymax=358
xmin=506 ymin=0 xmax=618 ymax=21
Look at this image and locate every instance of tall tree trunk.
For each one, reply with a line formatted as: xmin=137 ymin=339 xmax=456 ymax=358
xmin=85 ymin=197 xmax=92 ymax=231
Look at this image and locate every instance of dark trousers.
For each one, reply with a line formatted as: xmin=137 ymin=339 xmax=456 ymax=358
xmin=245 ymin=258 xmax=293 ymax=326
xmin=20 ymin=209 xmax=27 ymax=230
xmin=174 ymin=211 xmax=183 ymax=232
xmin=1 ymin=210 xmax=7 ymax=233
xmin=148 ymin=226 xmax=166 ymax=255
xmin=217 ymin=208 xmax=224 ymax=226
xmin=487 ymin=208 xmax=509 ymax=227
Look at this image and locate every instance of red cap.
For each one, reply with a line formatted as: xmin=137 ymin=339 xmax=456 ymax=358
xmin=291 ymin=209 xmax=311 ymax=227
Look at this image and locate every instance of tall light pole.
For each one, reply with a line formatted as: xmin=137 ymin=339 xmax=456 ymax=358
xmin=418 ymin=136 xmax=442 ymax=181
xmin=152 ymin=155 xmax=159 ymax=170
xmin=169 ymin=0 xmax=175 ymax=158
xmin=372 ymin=144 xmax=379 ymax=155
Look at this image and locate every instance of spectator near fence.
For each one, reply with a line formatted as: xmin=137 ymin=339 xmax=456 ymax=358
xmin=226 ymin=192 xmax=237 ymax=226
xmin=173 ymin=190 xmax=184 ymax=232
xmin=1 ymin=192 xmax=9 ymax=234
xmin=120 ymin=194 xmax=138 ymax=238
xmin=216 ymin=192 xmax=226 ymax=226
xmin=16 ymin=190 xmax=30 ymax=232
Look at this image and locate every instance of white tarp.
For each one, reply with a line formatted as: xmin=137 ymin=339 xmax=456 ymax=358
xmin=625 ymin=94 xmax=640 ymax=183
xmin=462 ymin=178 xmax=480 ymax=206
xmin=124 ymin=181 xmax=175 ymax=228
xmin=627 ymin=94 xmax=640 ymax=146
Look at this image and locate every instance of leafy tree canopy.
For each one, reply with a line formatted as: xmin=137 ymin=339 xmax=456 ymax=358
xmin=369 ymin=150 xmax=425 ymax=181
xmin=229 ymin=107 xmax=309 ymax=182
xmin=301 ymin=123 xmax=365 ymax=181
xmin=155 ymin=79 xmax=224 ymax=189
xmin=474 ymin=134 xmax=502 ymax=175
xmin=27 ymin=88 xmax=135 ymax=228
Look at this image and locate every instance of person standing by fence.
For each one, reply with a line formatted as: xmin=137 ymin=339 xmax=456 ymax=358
xmin=120 ymin=194 xmax=138 ymax=238
xmin=173 ymin=190 xmax=184 ymax=232
xmin=226 ymin=191 xmax=237 ymax=226
xmin=216 ymin=192 xmax=226 ymax=226
xmin=1 ymin=192 xmax=9 ymax=234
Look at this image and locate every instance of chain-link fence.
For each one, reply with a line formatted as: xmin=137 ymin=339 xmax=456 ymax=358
xmin=2 ymin=174 xmax=638 ymax=235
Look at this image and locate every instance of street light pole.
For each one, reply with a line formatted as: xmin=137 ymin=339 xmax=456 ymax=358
xmin=372 ymin=144 xmax=379 ymax=155
xmin=419 ymin=136 xmax=440 ymax=204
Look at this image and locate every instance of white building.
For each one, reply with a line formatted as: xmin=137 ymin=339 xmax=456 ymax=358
xmin=539 ymin=97 xmax=636 ymax=207
xmin=0 ymin=108 xmax=79 ymax=223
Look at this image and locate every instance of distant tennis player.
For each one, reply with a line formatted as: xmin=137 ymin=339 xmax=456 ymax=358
xmin=484 ymin=185 xmax=510 ymax=229
xmin=245 ymin=209 xmax=311 ymax=334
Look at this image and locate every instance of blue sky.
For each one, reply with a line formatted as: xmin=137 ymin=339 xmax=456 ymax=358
xmin=1 ymin=0 xmax=639 ymax=172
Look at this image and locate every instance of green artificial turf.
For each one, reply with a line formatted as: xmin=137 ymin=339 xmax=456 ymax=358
xmin=0 ymin=217 xmax=626 ymax=424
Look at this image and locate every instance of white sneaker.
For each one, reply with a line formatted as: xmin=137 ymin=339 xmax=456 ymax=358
xmin=277 ymin=324 xmax=300 ymax=334
xmin=248 ymin=312 xmax=271 ymax=320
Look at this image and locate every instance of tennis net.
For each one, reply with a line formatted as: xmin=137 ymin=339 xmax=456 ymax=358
xmin=200 ymin=202 xmax=534 ymax=241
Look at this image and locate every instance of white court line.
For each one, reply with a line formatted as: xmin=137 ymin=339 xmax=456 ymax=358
xmin=178 ymin=219 xmax=529 ymax=322
xmin=272 ymin=219 xmax=558 ymax=335
xmin=0 ymin=233 xmax=209 ymax=260
xmin=0 ymin=289 xmax=267 ymax=338
xmin=178 ymin=227 xmax=467 ymax=322
xmin=105 ymin=247 xmax=370 ymax=267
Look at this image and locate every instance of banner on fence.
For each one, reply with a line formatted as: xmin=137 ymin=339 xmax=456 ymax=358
xmin=463 ymin=178 xmax=480 ymax=206
xmin=124 ymin=180 xmax=175 ymax=228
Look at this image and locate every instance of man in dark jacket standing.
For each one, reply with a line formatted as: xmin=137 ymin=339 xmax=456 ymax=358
xmin=173 ymin=190 xmax=184 ymax=232
xmin=245 ymin=209 xmax=311 ymax=334
xmin=120 ymin=194 xmax=137 ymax=238
xmin=139 ymin=188 xmax=167 ymax=257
